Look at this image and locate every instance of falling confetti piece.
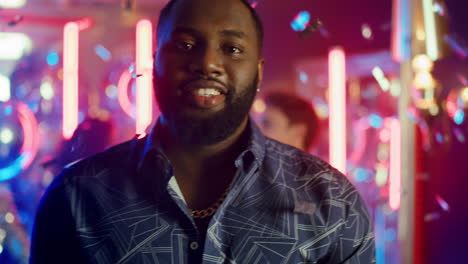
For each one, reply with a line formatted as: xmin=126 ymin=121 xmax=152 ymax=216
xmin=435 ymin=132 xmax=444 ymax=143
xmin=432 ymin=2 xmax=445 ymax=16
xmin=95 ymin=44 xmax=112 ymax=62
xmin=299 ymin=19 xmax=323 ymax=38
xmin=318 ymin=27 xmax=330 ymax=38
xmin=444 ymin=34 xmax=468 ymax=59
xmin=361 ymin=24 xmax=373 ymax=40
xmin=457 ymin=74 xmax=467 ymax=86
xmin=132 ymin=73 xmax=143 ymax=78
xmin=453 ymin=128 xmax=466 ymax=143
xmin=291 ymin=11 xmax=311 ymax=32
xmin=424 ymin=212 xmax=440 ymax=222
xmin=7 ymin=15 xmax=24 ymax=27
xmin=435 ymin=194 xmax=450 ymax=212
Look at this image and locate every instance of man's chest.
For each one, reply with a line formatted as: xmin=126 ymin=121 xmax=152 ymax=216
xmin=74 ymin=195 xmax=336 ymax=264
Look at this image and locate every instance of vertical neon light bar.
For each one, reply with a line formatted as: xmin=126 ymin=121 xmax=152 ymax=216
xmin=391 ymin=0 xmax=411 ymax=62
xmin=63 ymin=22 xmax=79 ymax=139
xmin=328 ymin=47 xmax=347 ymax=174
xmin=0 ymin=74 xmax=11 ymax=102
xmin=135 ymin=19 xmax=153 ymax=135
xmin=422 ymin=0 xmax=438 ymax=60
xmin=389 ymin=118 xmax=401 ymax=210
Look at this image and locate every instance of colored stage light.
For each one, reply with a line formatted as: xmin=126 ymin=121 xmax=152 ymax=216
xmin=369 ymin=114 xmax=383 ymax=129
xmin=135 ymin=19 xmax=153 ymax=135
xmin=0 ymin=103 xmax=39 ymax=181
xmin=328 ymin=47 xmax=347 ymax=174
xmin=372 ymin=66 xmax=390 ymax=91
xmin=389 ymin=118 xmax=401 ymax=210
xmin=0 ymin=74 xmax=11 ymax=102
xmin=63 ymin=22 xmax=79 ymax=139
xmin=391 ymin=0 xmax=411 ymax=61
xmin=46 ymin=52 xmax=59 ymax=66
xmin=118 ymin=70 xmax=135 ymax=117
xmin=40 ymin=81 xmax=54 ymax=100
xmin=422 ymin=0 xmax=439 ymax=60
xmin=0 ymin=128 xmax=14 ymax=144
xmin=0 ymin=33 xmax=32 ymax=60
xmin=0 ymin=0 xmax=26 ymax=8
xmin=412 ymin=54 xmax=433 ymax=71
xmin=454 ymin=109 xmax=465 ymax=125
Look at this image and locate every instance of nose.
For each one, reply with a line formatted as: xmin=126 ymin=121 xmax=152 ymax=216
xmin=188 ymin=45 xmax=224 ymax=77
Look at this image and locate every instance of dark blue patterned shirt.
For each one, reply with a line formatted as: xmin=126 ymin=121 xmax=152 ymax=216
xmin=31 ymin=120 xmax=375 ymax=263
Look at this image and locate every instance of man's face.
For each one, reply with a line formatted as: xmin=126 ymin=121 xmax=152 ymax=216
xmin=154 ymin=0 xmax=264 ymax=145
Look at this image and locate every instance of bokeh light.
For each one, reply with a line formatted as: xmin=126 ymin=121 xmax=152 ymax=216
xmin=0 ymin=127 xmax=14 ymax=144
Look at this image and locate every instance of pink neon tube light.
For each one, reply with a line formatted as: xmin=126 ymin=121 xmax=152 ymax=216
xmin=117 ymin=70 xmax=135 ymax=118
xmin=328 ymin=47 xmax=347 ymax=174
xmin=389 ymin=118 xmax=401 ymax=210
xmin=63 ymin=22 xmax=79 ymax=139
xmin=135 ymin=19 xmax=153 ymax=135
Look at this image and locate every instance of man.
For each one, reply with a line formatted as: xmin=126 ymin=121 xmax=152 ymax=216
xmin=260 ymin=91 xmax=320 ymax=152
xmin=31 ymin=0 xmax=375 ymax=263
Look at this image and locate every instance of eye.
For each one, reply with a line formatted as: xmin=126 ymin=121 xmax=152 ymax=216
xmin=175 ymin=41 xmax=194 ymax=51
xmin=224 ymin=45 xmax=243 ymax=55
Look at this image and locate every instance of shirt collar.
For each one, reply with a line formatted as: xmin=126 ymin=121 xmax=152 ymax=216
xmin=136 ymin=117 xmax=266 ymax=179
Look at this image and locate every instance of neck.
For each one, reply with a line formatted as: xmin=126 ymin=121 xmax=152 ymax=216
xmin=158 ymin=117 xmax=250 ymax=210
xmin=159 ymin=117 xmax=249 ymax=179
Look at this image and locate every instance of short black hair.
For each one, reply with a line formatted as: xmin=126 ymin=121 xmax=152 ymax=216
xmin=156 ymin=0 xmax=264 ymax=50
xmin=264 ymin=91 xmax=320 ymax=152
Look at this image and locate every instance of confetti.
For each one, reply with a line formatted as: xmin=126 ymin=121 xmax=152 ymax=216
xmin=122 ymin=0 xmax=135 ymax=11
xmin=444 ymin=34 xmax=468 ymax=59
xmin=453 ymin=128 xmax=466 ymax=143
xmin=129 ymin=64 xmax=135 ymax=73
xmin=361 ymin=24 xmax=373 ymax=40
xmin=424 ymin=212 xmax=441 ymax=222
xmin=435 ymin=194 xmax=450 ymax=212
xmin=432 ymin=2 xmax=445 ymax=16
xmin=318 ymin=26 xmax=330 ymax=38
xmin=457 ymin=74 xmax=467 ymax=86
xmin=435 ymin=132 xmax=444 ymax=143
xmin=299 ymin=19 xmax=323 ymax=38
xmin=95 ymin=44 xmax=112 ymax=62
xmin=132 ymin=73 xmax=143 ymax=78
xmin=7 ymin=15 xmax=24 ymax=27
xmin=291 ymin=11 xmax=310 ymax=32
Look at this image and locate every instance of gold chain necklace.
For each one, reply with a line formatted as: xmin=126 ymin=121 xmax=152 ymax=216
xmin=190 ymin=186 xmax=230 ymax=219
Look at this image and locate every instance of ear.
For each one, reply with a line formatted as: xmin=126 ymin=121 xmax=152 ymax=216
xmin=256 ymin=58 xmax=265 ymax=88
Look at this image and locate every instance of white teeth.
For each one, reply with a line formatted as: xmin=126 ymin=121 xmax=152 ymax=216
xmin=196 ymin=88 xmax=221 ymax=96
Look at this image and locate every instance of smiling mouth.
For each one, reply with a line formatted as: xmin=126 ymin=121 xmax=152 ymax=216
xmin=182 ymin=86 xmax=227 ymax=109
xmin=193 ymin=88 xmax=222 ymax=96
xmin=180 ymin=80 xmax=228 ymax=109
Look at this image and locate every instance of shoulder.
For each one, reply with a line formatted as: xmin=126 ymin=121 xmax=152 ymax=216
xmin=51 ymin=137 xmax=144 ymax=186
xmin=263 ymin=137 xmax=361 ymax=204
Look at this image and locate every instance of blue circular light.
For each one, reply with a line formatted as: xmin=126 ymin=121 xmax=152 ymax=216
xmin=46 ymin=52 xmax=59 ymax=66
xmin=454 ymin=109 xmax=465 ymax=125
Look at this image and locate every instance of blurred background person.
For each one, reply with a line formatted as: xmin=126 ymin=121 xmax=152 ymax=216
xmin=42 ymin=114 xmax=115 ymax=175
xmin=259 ymin=91 xmax=320 ymax=153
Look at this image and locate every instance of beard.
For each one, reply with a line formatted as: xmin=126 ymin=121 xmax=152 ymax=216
xmin=154 ymin=74 xmax=258 ymax=146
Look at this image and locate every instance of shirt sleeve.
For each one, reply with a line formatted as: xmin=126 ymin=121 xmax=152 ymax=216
xmin=30 ymin=178 xmax=86 ymax=264
xmin=333 ymin=187 xmax=376 ymax=264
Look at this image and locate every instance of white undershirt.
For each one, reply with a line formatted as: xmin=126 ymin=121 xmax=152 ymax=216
xmin=168 ymin=176 xmax=187 ymax=205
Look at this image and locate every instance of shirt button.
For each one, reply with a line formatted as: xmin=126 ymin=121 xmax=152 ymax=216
xmin=190 ymin=241 xmax=199 ymax=250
